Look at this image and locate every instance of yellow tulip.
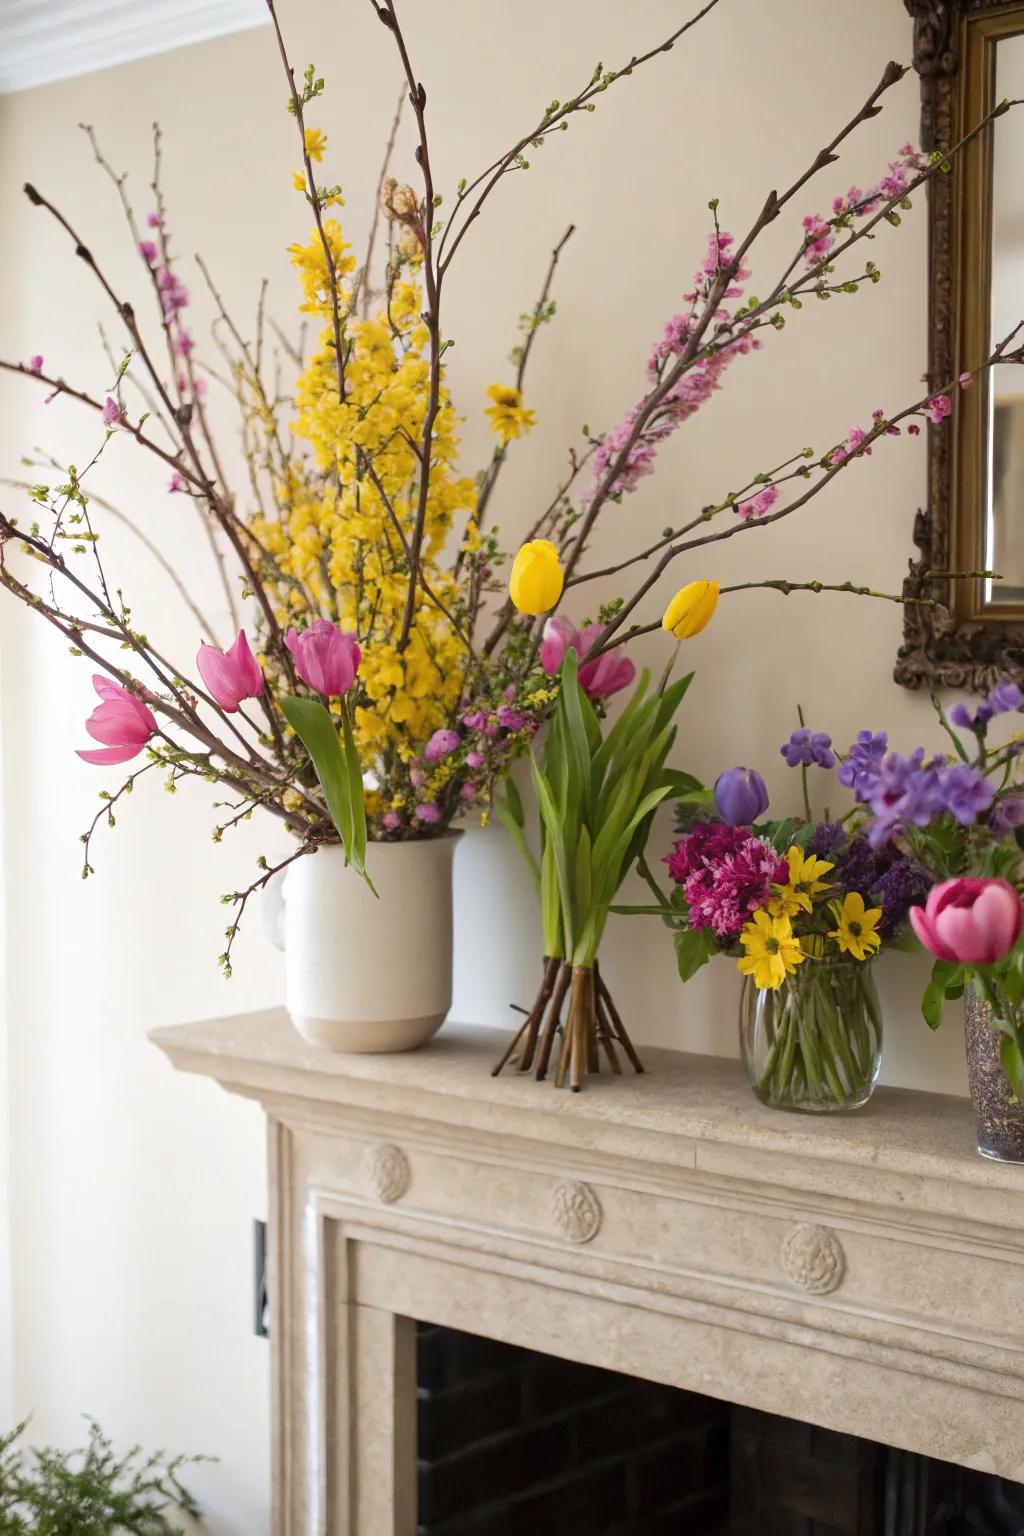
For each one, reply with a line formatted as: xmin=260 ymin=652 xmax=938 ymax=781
xmin=509 ymin=539 xmax=564 ymax=616
xmin=662 ymin=579 xmax=719 ymax=640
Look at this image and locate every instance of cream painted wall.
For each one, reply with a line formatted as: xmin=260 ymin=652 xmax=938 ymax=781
xmin=0 ymin=2 xmax=980 ymax=1528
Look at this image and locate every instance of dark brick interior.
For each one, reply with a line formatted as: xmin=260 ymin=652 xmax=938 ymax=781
xmin=416 ymin=1323 xmax=1024 ymax=1536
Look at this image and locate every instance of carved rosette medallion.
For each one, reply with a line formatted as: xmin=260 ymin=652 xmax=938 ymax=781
xmin=780 ymin=1223 xmax=845 ymax=1295
xmin=365 ymin=1143 xmax=410 ymax=1204
xmin=552 ymin=1181 xmax=602 ymax=1245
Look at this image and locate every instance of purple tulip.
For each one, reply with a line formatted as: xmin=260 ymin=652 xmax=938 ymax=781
xmin=77 ymin=675 xmax=157 ymax=766
xmin=713 ymin=767 xmax=769 ymax=826
xmin=196 ymin=629 xmax=264 ymax=713
xmin=285 ymin=620 xmax=361 ymax=697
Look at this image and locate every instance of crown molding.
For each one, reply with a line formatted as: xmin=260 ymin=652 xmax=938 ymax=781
xmin=0 ymin=0 xmax=269 ymax=96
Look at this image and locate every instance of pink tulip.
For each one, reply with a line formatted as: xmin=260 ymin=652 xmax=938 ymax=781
xmin=909 ymin=877 xmax=1023 ymax=966
xmin=284 ymin=620 xmax=361 ymax=697
xmin=539 ymin=617 xmax=636 ymax=700
xmin=196 ymin=629 xmax=264 ymax=712
xmin=77 ymin=675 xmax=157 ymax=766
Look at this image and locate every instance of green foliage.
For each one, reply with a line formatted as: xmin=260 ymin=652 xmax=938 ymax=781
xmin=497 ymin=654 xmax=697 ymax=966
xmin=0 ymin=1419 xmax=205 ymax=1535
xmin=280 ymin=696 xmax=373 ymax=890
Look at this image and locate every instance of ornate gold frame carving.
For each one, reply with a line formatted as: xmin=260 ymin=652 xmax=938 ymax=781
xmin=898 ymin=0 xmax=1024 ymax=690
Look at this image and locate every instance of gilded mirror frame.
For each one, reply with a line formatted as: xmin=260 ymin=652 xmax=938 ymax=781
xmin=898 ymin=0 xmax=1024 ymax=690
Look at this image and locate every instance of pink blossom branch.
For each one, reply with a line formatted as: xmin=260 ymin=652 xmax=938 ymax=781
xmin=588 ymin=332 xmax=1024 ymax=657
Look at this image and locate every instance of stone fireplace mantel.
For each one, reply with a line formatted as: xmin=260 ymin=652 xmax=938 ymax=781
xmin=151 ymin=1010 xmax=1024 ymax=1535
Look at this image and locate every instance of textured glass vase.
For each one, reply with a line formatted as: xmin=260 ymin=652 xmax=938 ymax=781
xmin=964 ymin=985 xmax=1024 ymax=1163
xmin=740 ymin=957 xmax=882 ymax=1113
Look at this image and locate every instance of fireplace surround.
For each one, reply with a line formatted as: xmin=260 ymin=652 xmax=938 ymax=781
xmin=151 ymin=1011 xmax=1024 ymax=1535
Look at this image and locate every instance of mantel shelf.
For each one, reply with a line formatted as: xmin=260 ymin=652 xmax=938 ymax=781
xmin=151 ymin=1010 xmax=1023 ymax=1217
xmin=152 ymin=1009 xmax=1024 ymax=1513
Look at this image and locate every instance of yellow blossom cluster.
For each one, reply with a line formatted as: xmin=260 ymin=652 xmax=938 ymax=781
xmin=250 ymin=216 xmax=478 ymax=781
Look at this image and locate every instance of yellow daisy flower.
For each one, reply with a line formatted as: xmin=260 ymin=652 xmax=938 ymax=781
xmin=484 ymin=383 xmax=536 ymax=444
xmin=771 ymin=844 xmax=834 ymax=918
xmin=828 ymin=891 xmax=882 ymax=961
xmin=737 ymin=910 xmax=805 ymax=991
xmin=304 ymin=126 xmax=328 ymax=163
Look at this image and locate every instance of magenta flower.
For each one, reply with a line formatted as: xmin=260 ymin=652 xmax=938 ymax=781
xmin=382 ymin=810 xmax=402 ymax=831
xmin=540 ymin=617 xmax=636 ymax=700
xmin=425 ymin=728 xmax=460 ymax=763
xmin=196 ymin=629 xmax=264 ymax=713
xmin=667 ymin=823 xmax=788 ymax=940
xmin=910 ymin=877 xmax=1023 ymax=966
xmin=77 ymin=674 xmax=157 ymax=766
xmin=926 ymin=394 xmax=952 ymax=424
xmin=167 ymin=472 xmax=184 ymax=494
xmin=736 ymin=485 xmax=779 ymax=522
xmin=28 ymin=354 xmax=43 ymax=374
xmin=156 ymin=266 xmax=189 ymax=316
xmin=101 ymin=396 xmax=123 ymax=427
xmin=415 ymin=801 xmax=441 ymax=824
xmin=460 ymin=781 xmax=477 ymax=802
xmin=138 ymin=240 xmax=158 ymax=264
xmin=285 ymin=620 xmax=361 ymax=696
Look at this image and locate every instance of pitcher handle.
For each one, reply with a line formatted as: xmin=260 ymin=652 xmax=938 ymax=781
xmin=262 ymin=867 xmax=287 ymax=952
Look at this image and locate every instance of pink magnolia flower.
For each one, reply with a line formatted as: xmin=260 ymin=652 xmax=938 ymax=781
xmin=77 ymin=675 xmax=157 ymax=766
xmin=196 ymin=629 xmax=264 ymax=712
xmin=540 ymin=617 xmax=636 ymax=700
xmin=910 ymin=877 xmax=1023 ymax=966
xmin=285 ymin=620 xmax=361 ymax=696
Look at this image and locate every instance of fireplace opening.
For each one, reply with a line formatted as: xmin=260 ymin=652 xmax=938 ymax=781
xmin=416 ymin=1323 xmax=1024 ymax=1535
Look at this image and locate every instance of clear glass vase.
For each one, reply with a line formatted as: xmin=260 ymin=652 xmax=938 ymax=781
xmin=739 ymin=957 xmax=882 ymax=1113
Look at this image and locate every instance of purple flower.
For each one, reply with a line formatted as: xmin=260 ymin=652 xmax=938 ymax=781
xmin=835 ymin=836 xmax=882 ymax=898
xmin=460 ymin=781 xmax=477 ymax=802
xmin=863 ymin=748 xmax=945 ymax=848
xmin=496 ymin=705 xmax=527 ymax=731
xmin=101 ymin=395 xmax=122 ymax=427
xmin=713 ymin=767 xmax=769 ymax=826
xmin=950 ymin=680 xmax=1024 ymax=732
xmin=28 ymin=354 xmax=43 ymax=373
xmin=415 ymin=802 xmax=441 ymax=824
xmin=462 ymin=710 xmax=488 ymax=732
xmin=424 ymin=728 xmax=460 ymax=764
xmin=807 ymin=822 xmax=848 ymax=862
xmin=465 ymin=750 xmax=484 ymax=770
xmin=837 ymin=731 xmax=888 ymax=799
xmin=381 ymin=810 xmax=402 ymax=831
xmin=873 ymin=857 xmax=933 ymax=939
xmin=991 ymin=795 xmax=1024 ymax=838
xmin=138 ymin=240 xmax=159 ymax=264
xmin=780 ymin=728 xmax=835 ymax=770
xmin=937 ymin=763 xmax=995 ymax=825
xmin=167 ymin=472 xmax=184 ymax=494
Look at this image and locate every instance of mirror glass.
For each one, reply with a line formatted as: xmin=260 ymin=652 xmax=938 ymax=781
xmin=986 ymin=32 xmax=1024 ymax=604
